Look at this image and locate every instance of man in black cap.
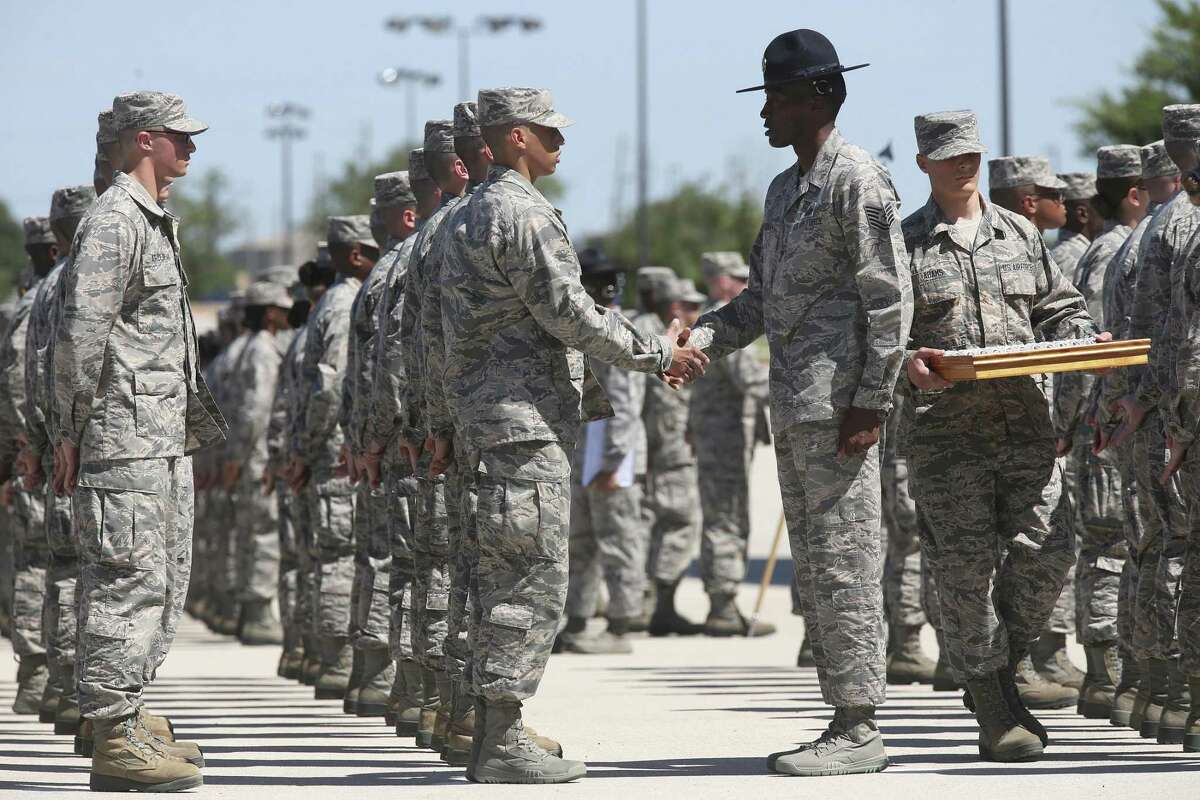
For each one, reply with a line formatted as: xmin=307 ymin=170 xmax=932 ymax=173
xmin=685 ymin=28 xmax=912 ymax=776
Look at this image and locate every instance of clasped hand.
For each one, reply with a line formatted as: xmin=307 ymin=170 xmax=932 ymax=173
xmin=662 ymin=318 xmax=709 ymax=389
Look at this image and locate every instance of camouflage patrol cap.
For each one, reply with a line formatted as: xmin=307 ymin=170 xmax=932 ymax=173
xmin=636 ymin=266 xmax=676 ymax=300
xmin=700 ymin=251 xmax=750 ymax=280
xmin=477 ymin=87 xmax=574 ymax=129
xmin=454 ymin=102 xmax=480 ymax=138
xmin=22 ymin=216 xmax=55 ymax=245
xmin=1141 ymin=140 xmax=1180 ymax=179
xmin=255 ymin=263 xmax=300 ymax=287
xmin=988 ymin=156 xmax=1067 ymax=190
xmin=369 ymin=199 xmax=387 ymax=248
xmin=112 ymin=90 xmax=208 ymax=135
xmin=914 ymin=110 xmax=987 ymax=160
xmin=409 ymin=148 xmax=429 ymax=181
xmin=1057 ymin=173 xmax=1096 ymax=201
xmin=326 ymin=215 xmax=375 ymax=249
xmin=374 ymin=170 xmax=415 ymax=208
xmin=1162 ymin=104 xmax=1200 ymax=141
xmin=244 ymin=280 xmax=294 ymax=310
xmin=96 ymin=110 xmax=118 ymax=146
xmin=1096 ymin=145 xmax=1142 ymax=180
xmin=661 ymin=277 xmax=707 ymax=306
xmin=50 ymin=185 xmax=97 ymax=221
xmin=423 ymin=120 xmax=456 ymax=154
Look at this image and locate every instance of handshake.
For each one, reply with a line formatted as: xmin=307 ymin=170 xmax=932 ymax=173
xmin=662 ymin=318 xmax=710 ymax=389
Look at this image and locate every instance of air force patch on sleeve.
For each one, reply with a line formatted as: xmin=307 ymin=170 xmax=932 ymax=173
xmin=864 ymin=202 xmax=897 ymax=233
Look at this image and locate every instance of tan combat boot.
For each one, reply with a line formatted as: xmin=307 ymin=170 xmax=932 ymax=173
xmin=137 ymin=709 xmax=205 ymax=767
xmin=12 ymin=654 xmax=49 ymax=715
xmin=356 ymin=648 xmax=394 ymax=718
xmin=38 ymin=675 xmax=62 ymax=723
xmin=886 ymin=625 xmax=936 ymax=685
xmin=473 ymin=701 xmax=586 ymax=784
xmin=444 ymin=689 xmax=475 ymax=767
xmin=968 ymin=673 xmax=1044 ymax=762
xmin=1183 ymin=676 xmax=1200 ymax=753
xmin=54 ymin=685 xmax=81 ymax=736
xmin=1157 ymin=659 xmax=1190 ymax=744
xmin=431 ymin=673 xmax=453 ymax=752
xmin=704 ymin=593 xmax=775 ymax=637
xmin=1110 ymin=648 xmax=1140 ymax=727
xmin=1140 ymin=657 xmax=1169 ymax=738
xmin=1129 ymin=658 xmax=1153 ymax=731
xmin=314 ymin=636 xmax=353 ymax=700
xmin=1030 ymin=632 xmax=1084 ymax=689
xmin=342 ymin=649 xmax=365 ymax=715
xmin=89 ymin=715 xmax=202 ymax=792
xmin=1014 ymin=654 xmax=1077 ymax=709
xmin=1078 ymin=643 xmax=1120 ymax=719
xmin=394 ymin=659 xmax=423 ymax=737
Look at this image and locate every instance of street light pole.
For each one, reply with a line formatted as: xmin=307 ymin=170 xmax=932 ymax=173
xmin=266 ymin=103 xmax=309 ymax=265
xmin=378 ymin=68 xmax=442 ymax=143
xmin=458 ymin=27 xmax=471 ymax=101
xmin=636 ymin=0 xmax=649 ymax=268
xmin=998 ymin=0 xmax=1011 ymax=156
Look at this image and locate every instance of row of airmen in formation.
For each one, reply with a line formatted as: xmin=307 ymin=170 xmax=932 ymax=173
xmin=2 ymin=25 xmax=1200 ymax=791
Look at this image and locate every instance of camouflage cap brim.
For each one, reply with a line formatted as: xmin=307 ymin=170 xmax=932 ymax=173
xmin=1034 ymin=174 xmax=1068 ymax=190
xmin=527 ymin=109 xmax=574 ymax=129
xmin=924 ymin=139 xmax=987 ymax=161
xmin=163 ymin=115 xmax=209 ymax=135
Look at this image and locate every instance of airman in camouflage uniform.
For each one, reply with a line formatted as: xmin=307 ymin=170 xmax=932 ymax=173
xmin=23 ymin=185 xmax=95 ymax=735
xmin=688 ymin=252 xmax=772 ymax=639
xmin=223 ymin=281 xmax=293 ymax=646
xmin=1091 ymin=140 xmax=1181 ymax=726
xmin=439 ymin=86 xmax=702 ymax=784
xmin=904 ymin=110 xmax=1094 ymax=762
xmin=55 ymin=91 xmax=225 ymax=792
xmin=287 ymin=216 xmax=375 ymax=701
xmin=1 ymin=217 xmax=54 ymax=716
xmin=690 ymin=32 xmax=912 ymax=776
xmin=1116 ymin=105 xmax=1200 ymax=740
xmin=339 ymin=171 xmax=417 ymax=718
xmin=1052 ymin=146 xmax=1147 ymax=719
xmin=1050 ymin=173 xmax=1102 ymax=278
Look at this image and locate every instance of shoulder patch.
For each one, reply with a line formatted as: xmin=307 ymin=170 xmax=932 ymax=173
xmin=864 ymin=202 xmax=897 ymax=233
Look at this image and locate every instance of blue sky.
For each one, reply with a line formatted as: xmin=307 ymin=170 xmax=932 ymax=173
xmin=0 ymin=0 xmax=1163 ymax=249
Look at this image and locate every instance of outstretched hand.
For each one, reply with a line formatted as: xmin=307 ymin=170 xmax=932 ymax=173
xmin=663 ymin=318 xmax=709 ymax=385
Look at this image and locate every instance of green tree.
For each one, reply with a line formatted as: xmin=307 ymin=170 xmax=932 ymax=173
xmin=0 ymin=199 xmax=25 ymax=300
xmin=1074 ymin=0 xmax=1200 ymax=150
xmin=168 ymin=169 xmax=243 ymax=299
xmin=308 ymin=141 xmax=564 ymax=232
xmin=602 ymin=180 xmax=761 ymax=287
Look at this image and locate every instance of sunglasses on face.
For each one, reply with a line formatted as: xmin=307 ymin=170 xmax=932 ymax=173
xmin=1033 ymin=189 xmax=1064 ymax=204
xmin=146 ymin=129 xmax=193 ymax=147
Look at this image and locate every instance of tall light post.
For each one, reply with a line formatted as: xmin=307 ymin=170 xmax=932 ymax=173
xmin=384 ymin=14 xmax=543 ymax=100
xmin=998 ymin=0 xmax=1011 ymax=155
xmin=635 ymin=0 xmax=649 ymax=267
xmin=266 ymin=102 xmax=309 ymax=265
xmin=378 ymin=68 xmax=441 ymax=143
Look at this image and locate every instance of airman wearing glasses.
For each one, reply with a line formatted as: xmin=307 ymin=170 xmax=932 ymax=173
xmin=988 ymin=156 xmax=1070 ymax=233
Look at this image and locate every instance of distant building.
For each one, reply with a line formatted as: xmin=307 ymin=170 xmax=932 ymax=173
xmin=227 ymin=231 xmax=318 ymax=275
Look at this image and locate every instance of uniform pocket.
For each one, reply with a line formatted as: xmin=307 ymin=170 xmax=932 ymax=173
xmin=76 ymin=465 xmax=163 ymax=570
xmin=133 ymin=372 xmax=186 ymax=443
xmin=483 ymin=602 xmax=533 ymax=679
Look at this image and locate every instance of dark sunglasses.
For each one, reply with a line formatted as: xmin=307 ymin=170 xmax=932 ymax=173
xmin=1033 ymin=189 xmax=1064 ymax=204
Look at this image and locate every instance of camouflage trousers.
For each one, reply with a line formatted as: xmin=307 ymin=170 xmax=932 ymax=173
xmin=209 ymin=490 xmax=239 ymax=608
xmin=697 ymin=441 xmax=755 ymax=597
xmin=43 ymin=474 xmax=79 ymax=693
xmin=1178 ymin=448 xmax=1200 ymax=675
xmin=350 ymin=481 xmax=391 ymax=652
xmin=776 ymin=418 xmax=886 ymax=708
xmin=0 ymin=504 xmax=13 ymax=624
xmin=74 ymin=457 xmax=193 ymax=720
xmin=306 ymin=476 xmax=356 ymax=643
xmin=567 ymin=480 xmax=647 ymax=621
xmin=882 ymin=452 xmax=926 ymax=628
xmin=275 ymin=483 xmax=302 ymax=653
xmin=233 ymin=472 xmax=281 ymax=603
xmin=386 ymin=461 xmax=418 ymax=663
xmin=1114 ymin=436 xmax=1144 ymax=653
xmin=1130 ymin=415 xmax=1188 ymax=660
xmin=470 ymin=441 xmax=571 ymax=704
xmin=187 ymin=489 xmax=209 ymax=607
xmin=1046 ymin=453 xmax=1077 ymax=636
xmin=445 ymin=443 xmax=476 ymax=685
xmin=1070 ymin=431 xmax=1126 ymax=645
xmin=644 ymin=463 xmax=700 ymax=585
xmin=911 ymin=436 xmax=1074 ymax=679
xmin=412 ymin=450 xmax=452 ymax=671
xmin=10 ymin=487 xmax=47 ymax=658
xmin=287 ymin=484 xmax=316 ymax=648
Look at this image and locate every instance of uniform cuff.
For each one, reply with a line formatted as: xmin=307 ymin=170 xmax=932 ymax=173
xmin=851 ymin=387 xmax=893 ymax=414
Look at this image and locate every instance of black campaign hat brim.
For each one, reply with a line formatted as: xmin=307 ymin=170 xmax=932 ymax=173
xmin=736 ymin=62 xmax=869 ymax=93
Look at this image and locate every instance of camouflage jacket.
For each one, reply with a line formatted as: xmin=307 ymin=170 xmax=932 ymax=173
xmin=1128 ymin=192 xmax=1199 ymax=409
xmin=23 ymin=260 xmax=65 ymax=466
xmin=1166 ymin=224 xmax=1200 ymax=445
xmin=687 ymin=299 xmax=769 ymax=461
xmin=901 ymin=196 xmax=1095 ymax=444
xmin=401 ymin=194 xmax=460 ymax=441
xmin=342 ymin=242 xmax=397 ymax=453
xmin=1052 ymin=223 xmax=1130 ymax=440
xmin=294 ymin=275 xmax=360 ymax=478
xmin=363 ymin=235 xmax=417 ymax=462
xmin=1050 ymin=230 xmax=1091 ymax=279
xmin=0 ymin=284 xmax=38 ymax=466
xmin=688 ymin=129 xmax=912 ymax=431
xmin=225 ymin=329 xmax=286 ymax=474
xmin=441 ymin=165 xmax=671 ymax=450
xmin=53 ymin=173 xmax=224 ymax=462
xmin=268 ymin=325 xmax=305 ymax=473
xmin=197 ymin=333 xmax=247 ymax=478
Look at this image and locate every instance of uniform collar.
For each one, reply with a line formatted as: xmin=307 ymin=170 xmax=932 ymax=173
xmin=924 ymin=194 xmax=1005 ymax=244
xmin=111 ymin=172 xmax=174 ymax=220
xmin=490 ymin=164 xmax=550 ymax=205
xmin=798 ymin=127 xmax=844 ymax=194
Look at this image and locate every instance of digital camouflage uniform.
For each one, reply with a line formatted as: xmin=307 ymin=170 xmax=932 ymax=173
xmin=268 ymin=326 xmax=304 ymax=653
xmin=687 ymin=299 xmax=769 ymax=597
xmin=902 ymin=195 xmax=1093 ymax=680
xmin=1054 ymin=215 xmax=1134 ymax=646
xmin=566 ymin=357 xmax=648 ymax=622
xmin=690 ymin=128 xmax=912 ymax=708
xmin=1126 ymin=189 xmax=1198 ymax=660
xmin=204 ymin=331 xmax=248 ymax=618
xmin=881 ymin=391 xmax=926 ymax=629
xmin=55 ymin=172 xmax=226 ymax=719
xmin=293 ymin=273 xmax=360 ymax=661
xmin=440 ymin=163 xmax=672 ymax=704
